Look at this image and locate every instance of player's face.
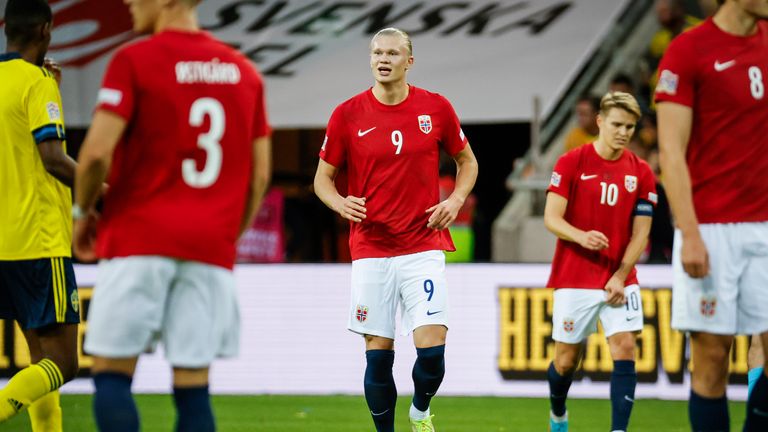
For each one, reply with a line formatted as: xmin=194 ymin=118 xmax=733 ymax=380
xmin=124 ymin=0 xmax=162 ymax=34
xmin=738 ymin=0 xmax=768 ymax=19
xmin=597 ymin=108 xmax=637 ymax=151
xmin=370 ymin=35 xmax=413 ymax=85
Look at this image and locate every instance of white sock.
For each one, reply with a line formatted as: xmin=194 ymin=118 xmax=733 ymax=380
xmin=550 ymin=410 xmax=568 ymax=422
xmin=409 ymin=403 xmax=430 ymax=420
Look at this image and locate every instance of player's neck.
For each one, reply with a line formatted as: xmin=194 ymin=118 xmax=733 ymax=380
xmin=713 ymin=4 xmax=759 ymax=36
xmin=594 ymin=140 xmax=623 ymax=161
xmin=372 ymin=81 xmax=410 ymax=106
xmin=5 ymin=43 xmax=43 ymax=66
xmin=154 ymin=6 xmax=200 ymax=34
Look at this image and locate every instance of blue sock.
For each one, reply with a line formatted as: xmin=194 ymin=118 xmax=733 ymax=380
xmin=610 ymin=360 xmax=637 ymax=431
xmin=547 ymin=361 xmax=573 ymax=417
xmin=173 ymin=386 xmax=215 ymax=432
xmin=412 ymin=345 xmax=446 ymax=411
xmin=748 ymin=367 xmax=764 ymax=398
xmin=364 ymin=350 xmax=397 ymax=432
xmin=689 ymin=390 xmax=729 ymax=431
xmin=93 ymin=372 xmax=139 ymax=432
xmin=745 ymin=371 xmax=768 ymax=432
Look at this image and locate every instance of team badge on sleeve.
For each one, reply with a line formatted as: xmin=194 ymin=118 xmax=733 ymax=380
xmin=418 ymin=115 xmax=432 ymax=134
xmin=550 ymin=171 xmax=562 ymax=188
xmin=46 ymin=102 xmax=61 ymax=121
xmin=355 ymin=305 xmax=369 ymax=323
xmin=97 ymin=88 xmax=123 ymax=106
xmin=648 ymin=192 xmax=658 ymax=204
xmin=321 ymin=135 xmax=328 ymax=151
xmin=624 ymin=175 xmax=637 ymax=192
xmin=655 ymin=70 xmax=679 ymax=95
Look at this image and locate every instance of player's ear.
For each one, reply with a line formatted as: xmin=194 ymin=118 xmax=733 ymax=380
xmin=406 ymin=56 xmax=414 ymax=70
xmin=596 ymin=113 xmax=604 ymax=129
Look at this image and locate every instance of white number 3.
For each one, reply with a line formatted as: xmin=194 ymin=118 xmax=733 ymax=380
xmin=183 ymin=97 xmax=224 ymax=188
xmin=391 ymin=130 xmax=403 ymax=155
xmin=749 ymin=66 xmax=764 ymax=100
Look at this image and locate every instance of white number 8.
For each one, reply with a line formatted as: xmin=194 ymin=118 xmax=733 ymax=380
xmin=749 ymin=66 xmax=764 ymax=100
xmin=392 ymin=130 xmax=403 ymax=155
xmin=183 ymin=98 xmax=224 ymax=188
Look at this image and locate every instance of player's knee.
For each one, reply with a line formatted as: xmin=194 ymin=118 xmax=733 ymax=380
xmin=49 ymin=353 xmax=79 ymax=382
xmin=554 ymin=354 xmax=579 ymax=375
xmin=610 ymin=335 xmax=637 ymax=360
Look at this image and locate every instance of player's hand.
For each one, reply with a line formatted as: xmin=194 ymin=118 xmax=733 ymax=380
xmin=578 ymin=230 xmax=609 ymax=251
xmin=73 ymin=210 xmax=99 ymax=262
xmin=426 ymin=195 xmax=463 ymax=230
xmin=681 ymin=231 xmax=709 ymax=278
xmin=336 ymin=195 xmax=366 ymax=223
xmin=604 ymin=275 xmax=626 ymax=306
xmin=43 ymin=57 xmax=62 ymax=86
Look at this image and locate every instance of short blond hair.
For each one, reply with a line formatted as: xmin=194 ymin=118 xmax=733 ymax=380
xmin=600 ymin=91 xmax=641 ymax=120
xmin=371 ymin=27 xmax=413 ymax=55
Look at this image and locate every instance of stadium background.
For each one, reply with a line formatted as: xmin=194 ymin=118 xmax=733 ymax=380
xmin=0 ymin=0 xmax=752 ymax=430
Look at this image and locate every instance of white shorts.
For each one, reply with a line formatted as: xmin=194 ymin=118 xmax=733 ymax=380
xmin=348 ymin=250 xmax=448 ymax=339
xmin=671 ymin=223 xmax=768 ymax=335
xmin=552 ymin=285 xmax=643 ymax=344
xmin=84 ymin=256 xmax=240 ymax=368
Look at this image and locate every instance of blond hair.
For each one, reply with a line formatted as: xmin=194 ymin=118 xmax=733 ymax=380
xmin=370 ymin=27 xmax=413 ymax=55
xmin=600 ymin=91 xmax=641 ymax=120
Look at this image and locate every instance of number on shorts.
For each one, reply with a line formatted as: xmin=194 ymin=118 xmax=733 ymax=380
xmin=424 ymin=279 xmax=434 ymax=301
xmin=625 ymin=291 xmax=640 ymax=312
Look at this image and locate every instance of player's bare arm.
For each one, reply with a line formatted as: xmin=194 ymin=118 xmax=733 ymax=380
xmin=544 ymin=192 xmax=609 ymax=250
xmin=239 ymin=135 xmax=272 ymax=237
xmin=37 ymin=139 xmax=77 ymax=187
xmin=426 ymin=143 xmax=478 ymax=230
xmin=73 ymin=109 xmax=126 ymax=261
xmin=605 ymin=214 xmax=652 ymax=305
xmin=314 ymin=158 xmax=367 ymax=223
xmin=657 ymin=101 xmax=709 ymax=278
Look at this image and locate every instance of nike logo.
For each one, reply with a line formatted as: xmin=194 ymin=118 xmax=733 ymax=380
xmin=358 ymin=127 xmax=376 ymax=137
xmin=624 ymin=395 xmax=634 ymax=403
xmin=371 ymin=409 xmax=390 ymax=416
xmin=580 ymin=174 xmax=597 ymax=180
xmin=626 ymin=316 xmax=637 ymax=321
xmin=714 ymin=60 xmax=736 ymax=72
xmin=426 ymin=310 xmax=442 ymax=316
xmin=425 ymin=392 xmax=436 ymax=396
xmin=753 ymin=408 xmax=768 ymax=417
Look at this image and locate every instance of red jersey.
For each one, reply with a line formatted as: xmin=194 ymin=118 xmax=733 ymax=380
xmin=95 ymin=31 xmax=270 ymax=269
xmin=547 ymin=144 xmax=657 ymax=289
xmin=655 ymin=18 xmax=768 ymax=223
xmin=320 ymin=86 xmax=468 ymax=260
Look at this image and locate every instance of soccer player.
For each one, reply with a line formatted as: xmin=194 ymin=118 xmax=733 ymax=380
xmin=72 ymin=0 xmax=271 ymax=430
xmin=656 ymin=0 xmax=768 ymax=430
xmin=314 ymin=27 xmax=478 ymax=432
xmin=544 ymin=92 xmax=656 ymax=432
xmin=0 ymin=1 xmax=80 ymax=430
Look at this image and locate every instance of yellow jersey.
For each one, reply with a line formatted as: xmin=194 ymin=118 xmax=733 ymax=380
xmin=0 ymin=53 xmax=71 ymax=259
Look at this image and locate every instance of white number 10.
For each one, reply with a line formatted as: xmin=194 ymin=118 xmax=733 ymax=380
xmin=600 ymin=182 xmax=618 ymax=206
xmin=182 ymin=97 xmax=224 ymax=188
xmin=392 ymin=130 xmax=403 ymax=155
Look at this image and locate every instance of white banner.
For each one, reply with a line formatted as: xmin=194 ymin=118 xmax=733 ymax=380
xmin=9 ymin=264 xmax=742 ymax=401
xmin=1 ymin=0 xmax=630 ymax=127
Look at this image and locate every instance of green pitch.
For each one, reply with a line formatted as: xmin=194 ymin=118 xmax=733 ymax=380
xmin=2 ymin=394 xmax=747 ymax=431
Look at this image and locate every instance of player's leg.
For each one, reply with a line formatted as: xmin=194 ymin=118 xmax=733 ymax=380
xmin=85 ymin=257 xmax=177 ymax=432
xmin=747 ymin=335 xmax=764 ymax=397
xmin=0 ymin=258 xmax=79 ymax=423
xmin=744 ymin=332 xmax=768 ymax=431
xmin=396 ymin=251 xmax=448 ymax=430
xmin=162 ymin=261 xmax=241 ymax=432
xmin=689 ymin=332 xmax=733 ymax=431
xmin=549 ymin=341 xmax=582 ymax=427
xmin=601 ymin=284 xmax=643 ymax=432
xmin=349 ymin=257 xmax=399 ymax=432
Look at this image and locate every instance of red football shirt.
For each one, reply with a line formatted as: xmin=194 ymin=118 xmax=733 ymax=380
xmin=547 ymin=144 xmax=657 ymax=289
xmin=655 ymin=18 xmax=768 ymax=223
xmin=319 ymin=86 xmax=468 ymax=260
xmin=95 ymin=30 xmax=270 ymax=269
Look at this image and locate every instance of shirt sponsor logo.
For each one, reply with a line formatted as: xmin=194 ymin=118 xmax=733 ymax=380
xmin=418 ymin=114 xmax=432 ymax=134
xmin=714 ymin=59 xmax=736 ymax=72
xmin=648 ymin=192 xmax=658 ymax=204
xmin=97 ymin=88 xmax=123 ymax=106
xmin=46 ymin=102 xmax=61 ymax=121
xmin=550 ymin=171 xmax=562 ymax=187
xmin=355 ymin=305 xmax=368 ymax=323
xmin=175 ymin=59 xmax=241 ymax=84
xmin=625 ymin=175 xmax=637 ymax=192
xmin=655 ymin=69 xmax=679 ymax=95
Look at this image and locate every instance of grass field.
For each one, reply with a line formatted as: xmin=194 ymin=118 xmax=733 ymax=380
xmin=2 ymin=395 xmax=746 ymax=431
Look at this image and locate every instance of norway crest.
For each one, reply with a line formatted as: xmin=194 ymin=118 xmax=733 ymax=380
xmin=355 ymin=305 xmax=369 ymax=323
xmin=418 ymin=115 xmax=432 ymax=134
xmin=624 ymin=175 xmax=637 ymax=193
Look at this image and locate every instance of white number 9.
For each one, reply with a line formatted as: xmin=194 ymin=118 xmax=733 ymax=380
xmin=392 ymin=130 xmax=403 ymax=155
xmin=182 ymin=97 xmax=224 ymax=188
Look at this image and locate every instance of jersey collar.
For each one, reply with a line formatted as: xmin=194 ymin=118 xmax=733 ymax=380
xmin=0 ymin=52 xmax=23 ymax=62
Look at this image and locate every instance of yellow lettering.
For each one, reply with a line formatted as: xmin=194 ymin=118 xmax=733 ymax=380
xmin=635 ymin=290 xmax=656 ymax=373
xmin=656 ymin=289 xmax=684 ymax=374
xmin=498 ymin=288 xmax=528 ymax=371
xmin=529 ymin=289 xmax=554 ymax=371
xmin=730 ymin=336 xmax=749 ymax=374
xmin=77 ymin=287 xmax=94 ymax=369
xmin=13 ymin=322 xmax=30 ymax=368
xmin=583 ymin=323 xmax=612 ymax=372
xmin=0 ymin=320 xmax=9 ymax=368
